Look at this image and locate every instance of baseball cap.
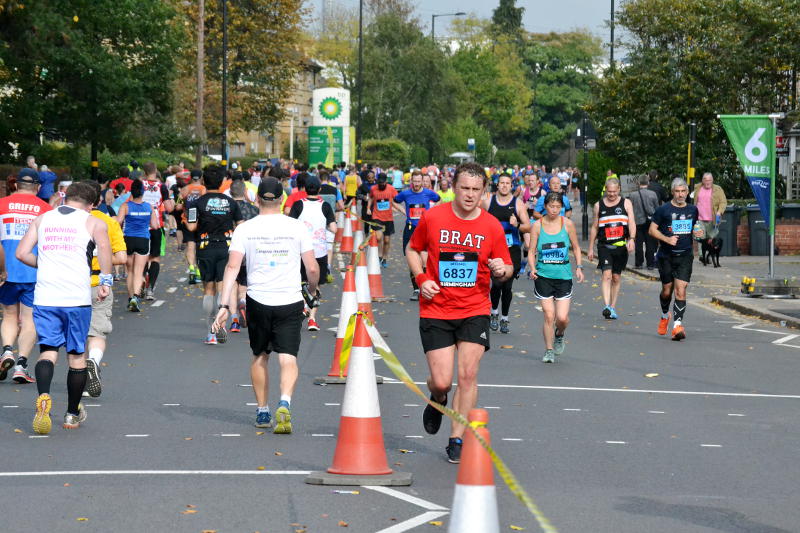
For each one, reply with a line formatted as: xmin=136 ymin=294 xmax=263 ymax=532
xmin=17 ymin=168 xmax=40 ymax=184
xmin=190 ymin=169 xmax=202 ymax=180
xmin=305 ymin=175 xmax=321 ymax=193
xmin=376 ymin=173 xmax=388 ymax=183
xmin=257 ymin=177 xmax=284 ymax=201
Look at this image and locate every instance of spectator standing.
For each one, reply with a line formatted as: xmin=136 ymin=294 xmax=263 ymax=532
xmin=629 ymin=175 xmax=660 ymax=269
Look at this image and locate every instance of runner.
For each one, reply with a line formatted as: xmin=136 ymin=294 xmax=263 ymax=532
xmin=407 ymin=162 xmax=512 ymax=463
xmin=180 ymin=170 xmax=206 ymax=284
xmin=84 ymin=181 xmax=128 ymax=397
xmin=366 ymin=173 xmax=398 ymax=268
xmin=213 ymin=177 xmax=318 ymax=433
xmin=141 ymin=162 xmax=175 ymax=300
xmin=649 ymin=178 xmax=702 ymax=341
xmin=229 ymin=179 xmax=260 ymax=333
xmin=482 ymin=174 xmax=531 ymax=334
xmin=587 ymin=178 xmax=635 ymax=319
xmin=394 ymin=170 xmax=440 ymax=300
xmin=116 ymin=179 xmax=159 ymax=312
xmin=288 ymin=175 xmax=336 ymax=332
xmin=186 ymin=167 xmax=243 ymax=345
xmin=532 ymin=176 xmax=572 ymax=220
xmin=342 ymin=167 xmax=361 ymax=204
xmin=528 ymin=191 xmax=585 ymax=363
xmin=0 ymin=169 xmax=52 ymax=384
xmin=16 ymin=182 xmax=112 ymax=433
xmin=319 ymin=170 xmax=344 ymax=280
xmin=437 ymin=177 xmax=454 ymax=203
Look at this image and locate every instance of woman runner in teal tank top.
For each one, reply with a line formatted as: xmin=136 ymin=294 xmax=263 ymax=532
xmin=527 ymin=192 xmax=584 ymax=363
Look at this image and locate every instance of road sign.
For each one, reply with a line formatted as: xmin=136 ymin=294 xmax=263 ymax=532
xmin=467 ymin=138 xmax=475 ymax=151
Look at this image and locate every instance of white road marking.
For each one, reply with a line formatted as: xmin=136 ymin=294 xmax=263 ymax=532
xmin=728 ymin=413 xmax=746 ymax=417
xmin=331 ymin=313 xmax=340 ymax=318
xmin=648 ymin=410 xmax=665 ymax=414
xmin=563 ymin=408 xmax=582 ymax=412
xmin=166 ymin=287 xmax=177 ymax=293
xmin=28 ymin=435 xmax=48 ymax=439
xmin=312 ymin=433 xmax=334 ymax=437
xmin=0 ymin=470 xmax=312 ymax=477
xmin=483 ymin=406 xmax=501 ymax=409
xmin=701 ymin=444 xmax=722 ymax=448
xmin=405 ymin=435 xmax=424 ymax=439
xmin=732 ymin=322 xmax=780 ymax=335
xmin=773 ymin=334 xmax=800 ymax=346
xmin=3 ymin=405 xmax=19 ymax=408
xmin=84 ymin=404 xmax=101 ymax=407
xmin=125 ymin=434 xmax=149 ymax=438
xmin=152 ymin=300 xmax=165 ymax=307
xmin=363 ymin=486 xmax=449 ymax=511
xmin=220 ymin=433 xmax=240 ymax=437
xmin=326 ymin=327 xmax=338 ymax=332
xmin=605 ymin=441 xmax=626 ymax=444
xmin=245 ymin=402 xmax=257 ymax=406
xmin=325 ymin=402 xmax=340 ymax=406
xmin=162 ymin=403 xmax=180 ymax=406
xmin=238 ymin=384 xmax=253 ymax=387
xmin=502 ymin=438 xmax=523 ymax=442
xmin=373 ymin=511 xmax=450 ymax=533
xmin=177 ymin=277 xmax=187 ymax=282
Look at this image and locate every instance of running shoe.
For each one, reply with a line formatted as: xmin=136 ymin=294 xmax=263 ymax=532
xmin=499 ymin=318 xmax=509 ymax=334
xmin=671 ymin=325 xmax=686 ymax=341
xmin=85 ymin=359 xmax=102 ymax=398
xmin=273 ymin=401 xmax=292 ymax=434
xmin=657 ymin=314 xmax=670 ymax=336
xmin=255 ymin=410 xmax=272 ymax=428
xmin=188 ymin=272 xmax=197 ymax=285
xmin=12 ymin=365 xmax=35 ymax=384
xmin=446 ymin=437 xmax=463 ymax=464
xmin=33 ymin=393 xmax=52 ymax=435
xmin=602 ymin=306 xmax=612 ymax=319
xmin=553 ymin=333 xmax=565 ymax=355
xmin=410 ymin=289 xmax=420 ymax=301
xmin=307 ymin=318 xmax=320 ymax=331
xmin=230 ymin=318 xmax=241 ymax=333
xmin=63 ymin=403 xmax=87 ymax=430
xmin=380 ymin=258 xmax=388 ymax=268
xmin=608 ymin=307 xmax=618 ymax=320
xmin=0 ymin=349 xmax=14 ymax=381
xmin=128 ymin=296 xmax=140 ymax=312
xmin=145 ymin=288 xmax=155 ymax=301
xmin=542 ymin=349 xmax=556 ymax=363
xmin=238 ymin=300 xmax=247 ymax=328
xmin=422 ymin=393 xmax=447 ymax=435
xmin=216 ymin=326 xmax=227 ymax=344
xmin=489 ymin=314 xmax=499 ymax=331
xmin=204 ymin=333 xmax=218 ymax=345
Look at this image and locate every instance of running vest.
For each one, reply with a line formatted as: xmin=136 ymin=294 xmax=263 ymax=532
xmin=344 ymin=174 xmax=359 ymax=197
xmin=487 ymin=195 xmax=521 ymax=247
xmin=297 ymin=198 xmax=328 ymax=258
xmin=597 ymin=197 xmax=629 ymax=247
xmin=142 ymin=179 xmax=165 ymax=227
xmin=522 ymin=186 xmax=543 ymax=216
xmin=536 ymin=217 xmax=572 ymax=280
xmin=34 ymin=206 xmax=93 ymax=307
xmin=124 ymin=201 xmax=152 ymax=238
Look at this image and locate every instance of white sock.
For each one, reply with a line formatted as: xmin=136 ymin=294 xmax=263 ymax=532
xmin=491 ymin=310 xmax=499 ymax=316
xmin=674 ymin=319 xmax=682 ymax=327
xmin=257 ymin=405 xmax=270 ymax=413
xmin=661 ymin=312 xmax=670 ymax=319
xmin=88 ymin=348 xmax=104 ymax=365
xmin=202 ymin=295 xmax=215 ymax=316
xmin=280 ymin=394 xmax=291 ymax=407
xmin=501 ymin=315 xmax=508 ymax=322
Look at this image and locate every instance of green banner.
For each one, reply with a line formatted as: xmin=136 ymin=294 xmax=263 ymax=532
xmin=308 ymin=126 xmax=342 ymax=167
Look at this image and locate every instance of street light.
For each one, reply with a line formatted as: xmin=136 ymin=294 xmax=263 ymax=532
xmin=431 ymin=12 xmax=466 ymax=41
xmin=221 ymin=0 xmax=228 ymax=169
xmin=609 ymin=0 xmax=615 ymax=69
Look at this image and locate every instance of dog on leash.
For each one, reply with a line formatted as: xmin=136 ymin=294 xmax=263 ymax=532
xmin=700 ymin=237 xmax=723 ymax=268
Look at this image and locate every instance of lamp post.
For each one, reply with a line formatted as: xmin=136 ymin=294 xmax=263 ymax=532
xmin=609 ymin=0 xmax=615 ymax=69
xmin=431 ymin=12 xmax=466 ymax=41
xmin=356 ymin=0 xmax=363 ymax=160
xmin=221 ymin=0 xmax=228 ymax=169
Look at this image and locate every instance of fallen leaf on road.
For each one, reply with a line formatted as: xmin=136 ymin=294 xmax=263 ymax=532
xmin=274 ymin=451 xmax=283 ymax=456
xmin=257 ymin=466 xmax=266 ymax=470
xmin=520 ymin=350 xmax=527 ymax=354
xmin=640 ymin=352 xmax=646 ymax=356
xmin=184 ymin=437 xmax=192 ymax=440
xmin=181 ymin=509 xmax=197 ymax=514
xmin=210 ymin=379 xmax=220 ymax=384
xmin=201 ymin=530 xmax=217 ymax=533
xmin=186 ymin=504 xmax=196 ymax=508
xmin=398 ymin=449 xmax=415 ymax=454
xmin=14 ymin=429 xmax=22 ymax=433
xmin=127 ymin=354 xmax=134 ymax=358
xmin=429 ymin=521 xmax=443 ymax=526
xmin=256 ymin=431 xmax=265 ymax=436
xmin=338 ymin=521 xmax=349 ymax=527
xmin=64 ymin=483 xmax=70 ymax=487
xmin=500 ymin=345 xmax=513 ymax=349
xmin=510 ymin=526 xmax=525 ymax=531
xmin=76 ymin=517 xmax=89 ymax=521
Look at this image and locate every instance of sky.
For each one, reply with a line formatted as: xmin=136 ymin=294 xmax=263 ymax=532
xmin=311 ymin=0 xmax=615 ymax=41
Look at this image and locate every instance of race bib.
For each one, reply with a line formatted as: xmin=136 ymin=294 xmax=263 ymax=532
xmin=539 ymin=241 xmax=568 ymax=264
xmin=671 ymin=219 xmax=692 ymax=234
xmin=409 ymin=204 xmax=425 ymax=220
xmin=603 ymin=224 xmax=624 ymax=240
xmin=377 ymin=199 xmax=390 ymax=211
xmin=505 ymin=233 xmax=514 ymax=247
xmin=438 ymin=251 xmax=478 ymax=287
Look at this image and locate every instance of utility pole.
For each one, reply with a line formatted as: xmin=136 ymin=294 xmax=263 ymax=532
xmin=609 ymin=0 xmax=615 ymax=69
xmin=221 ymin=0 xmax=228 ymax=169
xmin=582 ymin=112 xmax=589 ymax=241
xmin=356 ymin=0 xmax=363 ymax=160
xmin=195 ymin=0 xmax=205 ymax=168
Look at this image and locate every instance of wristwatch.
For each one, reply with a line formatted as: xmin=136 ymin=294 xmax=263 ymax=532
xmin=218 ymin=304 xmax=230 ymax=310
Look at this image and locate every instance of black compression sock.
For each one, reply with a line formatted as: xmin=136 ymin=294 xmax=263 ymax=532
xmin=148 ymin=262 xmax=160 ymax=288
xmin=17 ymin=356 xmax=28 ymax=368
xmin=660 ymin=293 xmax=671 ymax=315
xmin=66 ymin=367 xmax=87 ymax=415
xmin=2 ymin=344 xmax=12 ymax=353
xmin=673 ymin=299 xmax=686 ymax=323
xmin=35 ymin=360 xmax=54 ymax=395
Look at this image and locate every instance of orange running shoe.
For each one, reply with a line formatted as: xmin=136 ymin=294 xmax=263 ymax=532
xmin=657 ymin=314 xmax=670 ymax=336
xmin=671 ymin=324 xmax=685 ymax=341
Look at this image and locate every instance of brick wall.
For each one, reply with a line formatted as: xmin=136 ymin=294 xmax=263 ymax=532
xmin=737 ymin=224 xmax=750 ymax=255
xmin=737 ymin=219 xmax=800 ymax=255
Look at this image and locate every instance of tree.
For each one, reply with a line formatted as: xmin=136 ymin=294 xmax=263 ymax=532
xmin=438 ymin=117 xmax=493 ymax=163
xmin=0 ymin=0 xmax=184 ymax=160
xmin=491 ymin=0 xmax=524 ymax=37
xmin=311 ymin=3 xmax=359 ymax=88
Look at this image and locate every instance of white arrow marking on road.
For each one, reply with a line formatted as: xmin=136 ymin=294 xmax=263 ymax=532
xmin=152 ymin=300 xmax=164 ymax=307
xmin=178 ymin=277 xmax=187 ymax=282
xmin=220 ymin=434 xmax=240 ymax=437
xmin=563 ymin=408 xmax=582 ymax=411
xmin=773 ymin=334 xmax=799 ymax=346
xmin=3 ymin=405 xmax=18 ymax=408
xmin=166 ymin=287 xmax=177 ymax=293
xmin=728 ymin=413 xmax=746 ymax=417
xmin=363 ymin=486 xmax=448 ymax=511
xmin=373 ymin=511 xmax=450 ymax=533
xmin=732 ymin=323 xmax=800 ymax=349
xmin=648 ymin=411 xmax=665 ymax=414
xmin=326 ymin=327 xmax=338 ymax=332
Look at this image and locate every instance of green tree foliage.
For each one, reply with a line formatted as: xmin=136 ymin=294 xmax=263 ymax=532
xmin=579 ymin=150 xmax=620 ymax=205
xmin=491 ymin=0 xmax=524 ymax=37
xmin=522 ymin=31 xmax=604 ymax=163
xmin=588 ymin=0 xmax=800 ymax=197
xmin=438 ymin=117 xmax=492 ymax=163
xmin=361 ymin=137 xmax=411 ymax=166
xmin=0 ymin=0 xmax=184 ymax=160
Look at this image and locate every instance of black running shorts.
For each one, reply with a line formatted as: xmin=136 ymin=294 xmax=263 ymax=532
xmin=597 ymin=244 xmax=628 ymax=274
xmin=419 ymin=315 xmax=491 ymax=353
xmin=533 ymin=276 xmax=573 ymax=300
xmin=247 ymin=297 xmax=304 ymax=356
xmin=197 ymin=246 xmax=229 ymax=283
xmin=124 ymin=236 xmax=150 ymax=256
xmin=373 ymin=220 xmax=395 ymax=236
xmin=149 ymin=228 xmax=164 ymax=258
xmin=657 ymin=252 xmax=693 ymax=284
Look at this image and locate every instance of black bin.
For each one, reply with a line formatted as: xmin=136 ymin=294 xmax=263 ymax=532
xmin=718 ymin=205 xmax=739 ymax=256
xmin=780 ymin=203 xmax=800 ymax=220
xmin=747 ymin=205 xmax=770 ymax=256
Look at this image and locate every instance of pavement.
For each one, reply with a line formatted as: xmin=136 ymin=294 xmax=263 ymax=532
xmin=2 ymin=210 xmax=800 ymax=533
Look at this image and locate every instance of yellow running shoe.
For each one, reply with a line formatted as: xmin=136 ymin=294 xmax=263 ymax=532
xmin=33 ymin=393 xmax=52 ymax=435
xmin=273 ymin=401 xmax=292 ymax=434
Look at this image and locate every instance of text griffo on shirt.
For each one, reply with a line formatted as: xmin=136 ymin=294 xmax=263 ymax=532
xmin=409 ymin=204 xmax=511 ymax=319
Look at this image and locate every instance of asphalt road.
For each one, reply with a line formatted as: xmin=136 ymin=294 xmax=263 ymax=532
xmin=3 ymin=228 xmax=800 ymax=533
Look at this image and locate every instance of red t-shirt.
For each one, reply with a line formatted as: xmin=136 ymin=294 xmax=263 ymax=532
xmin=409 ymin=204 xmax=511 ymax=319
xmin=109 ymin=177 xmax=133 ymax=192
xmin=284 ymin=190 xmax=308 ymax=212
xmin=369 ymin=185 xmax=397 ymax=222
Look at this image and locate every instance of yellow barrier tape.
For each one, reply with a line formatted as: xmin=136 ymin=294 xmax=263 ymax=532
xmin=338 ymin=311 xmax=559 ymax=533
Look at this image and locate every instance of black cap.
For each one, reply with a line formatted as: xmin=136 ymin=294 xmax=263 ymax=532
xmin=190 ymin=169 xmax=202 ymax=180
xmin=377 ymin=173 xmax=388 ymax=183
xmin=257 ymin=177 xmax=284 ymax=201
xmin=305 ymin=175 xmax=321 ymax=193
xmin=17 ymin=168 xmax=40 ymax=184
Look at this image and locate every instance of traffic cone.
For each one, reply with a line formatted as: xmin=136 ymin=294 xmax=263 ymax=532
xmin=448 ymin=409 xmax=499 ymax=533
xmin=354 ymin=249 xmax=374 ymax=322
xmin=334 ymin=210 xmax=345 ymax=247
xmin=306 ymin=314 xmax=412 ymax=486
xmin=314 ymin=267 xmax=357 ymax=385
xmin=339 ymin=212 xmax=354 ymax=255
xmin=366 ymin=231 xmax=387 ymax=300
xmin=352 ymin=215 xmax=364 ymax=253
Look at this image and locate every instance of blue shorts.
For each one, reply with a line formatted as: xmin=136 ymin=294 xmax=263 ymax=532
xmin=0 ymin=282 xmax=36 ymax=307
xmin=33 ymin=305 xmax=92 ymax=355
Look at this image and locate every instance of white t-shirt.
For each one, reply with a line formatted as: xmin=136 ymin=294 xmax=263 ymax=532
xmin=229 ymin=214 xmax=313 ymax=306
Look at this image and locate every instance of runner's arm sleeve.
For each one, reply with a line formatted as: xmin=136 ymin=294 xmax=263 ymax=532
xmin=322 ymin=202 xmax=335 ymax=225
xmin=288 ymin=201 xmax=302 ymax=219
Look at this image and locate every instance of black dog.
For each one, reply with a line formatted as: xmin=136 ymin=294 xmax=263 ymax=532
xmin=700 ymin=237 xmax=723 ymax=267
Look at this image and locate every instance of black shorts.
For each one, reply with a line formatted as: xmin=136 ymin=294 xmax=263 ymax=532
xmin=372 ymin=220 xmax=395 ymax=236
xmin=197 ymin=246 xmax=229 ymax=283
xmin=419 ymin=316 xmax=491 ymax=353
xmin=124 ymin=236 xmax=150 ymax=256
xmin=149 ymin=228 xmax=164 ymax=257
xmin=402 ymin=223 xmax=417 ymax=256
xmin=247 ymin=297 xmax=304 ymax=356
xmin=657 ymin=252 xmax=693 ymax=284
xmin=181 ymin=226 xmax=196 ymax=243
xmin=301 ymin=256 xmax=329 ymax=286
xmin=509 ymin=245 xmax=522 ymax=276
xmin=533 ymin=276 xmax=573 ymax=300
xmin=597 ymin=245 xmax=628 ymax=274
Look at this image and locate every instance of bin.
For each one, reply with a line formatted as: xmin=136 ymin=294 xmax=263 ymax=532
xmin=780 ymin=203 xmax=800 ymax=220
xmin=747 ymin=205 xmax=769 ymax=256
xmin=718 ymin=205 xmax=739 ymax=256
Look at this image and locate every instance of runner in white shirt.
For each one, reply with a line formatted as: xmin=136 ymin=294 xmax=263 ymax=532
xmin=213 ymin=177 xmax=319 ymax=434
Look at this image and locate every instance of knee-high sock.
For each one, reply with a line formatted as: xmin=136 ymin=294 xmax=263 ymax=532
xmin=660 ymin=293 xmax=671 ymax=315
xmin=673 ymin=299 xmax=686 ymax=324
xmin=66 ymin=367 xmax=87 ymax=415
xmin=35 ymin=360 xmax=54 ymax=395
xmin=148 ymin=262 xmax=160 ymax=289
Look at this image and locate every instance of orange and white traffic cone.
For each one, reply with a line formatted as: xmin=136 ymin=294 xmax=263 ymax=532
xmin=306 ymin=314 xmax=411 ymax=486
xmin=334 ymin=210 xmax=345 ymax=247
xmin=339 ymin=212 xmax=354 ymax=255
xmin=314 ymin=267 xmax=358 ymax=385
xmin=448 ymin=409 xmax=499 ymax=533
xmin=354 ymin=249 xmax=374 ymax=322
xmin=366 ymin=232 xmax=386 ymax=300
xmin=352 ymin=215 xmax=364 ymax=253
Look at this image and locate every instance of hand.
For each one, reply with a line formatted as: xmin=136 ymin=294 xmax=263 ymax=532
xmin=575 ymin=268 xmax=585 ymax=283
xmin=509 ymin=214 xmax=518 ymax=227
xmin=587 ymin=249 xmax=595 ymax=262
xmin=96 ymin=285 xmax=109 ymax=301
xmin=366 ymin=209 xmax=372 ymax=216
xmin=0 ymin=271 xmax=5 ymax=287
xmin=212 ymin=307 xmax=229 ymax=333
xmin=420 ymin=279 xmax=440 ymax=300
xmin=488 ymin=258 xmax=506 ymax=277
xmin=666 ymin=236 xmax=679 ymax=246
xmin=528 ymin=268 xmax=538 ymax=280
xmin=627 ymin=239 xmax=634 ymax=252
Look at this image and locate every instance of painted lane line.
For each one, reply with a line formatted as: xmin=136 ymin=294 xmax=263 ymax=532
xmin=177 ymin=277 xmax=187 ymax=282
xmin=162 ymin=403 xmax=180 ymax=406
xmin=0 ymin=470 xmax=312 ymax=477
xmin=245 ymin=402 xmax=257 ymax=406
xmin=238 ymin=384 xmax=253 ymax=387
xmin=125 ymin=434 xmax=149 ymax=438
xmin=403 ymin=404 xmax=420 ymax=407
xmin=648 ymin=410 xmax=665 ymax=414
xmin=325 ymin=403 xmax=340 ymax=406
xmin=374 ymin=511 xmax=450 ymax=533
xmin=326 ymin=327 xmax=338 ymax=332
xmin=363 ymin=486 xmax=449 ymax=511
xmin=152 ymin=300 xmax=165 ymax=307
xmin=732 ymin=322 xmax=782 ymax=335
xmin=28 ymin=435 xmax=48 ymax=439
xmin=220 ymin=433 xmax=240 ymax=437
xmin=405 ymin=435 xmax=424 ymax=439
xmin=166 ymin=287 xmax=177 ymax=294
xmin=312 ymin=434 xmax=334 ymax=437
xmin=605 ymin=441 xmax=626 ymax=444
xmin=3 ymin=405 xmax=19 ymax=408
xmin=84 ymin=404 xmax=101 ymax=407
xmin=502 ymin=438 xmax=523 ymax=442
xmin=728 ymin=413 xmax=746 ymax=417
xmin=483 ymin=406 xmax=501 ymax=409
xmin=330 ymin=313 xmax=340 ymax=318
xmin=701 ymin=444 xmax=722 ymax=448
xmin=773 ymin=333 xmax=800 ymax=346
xmin=563 ymin=408 xmax=582 ymax=412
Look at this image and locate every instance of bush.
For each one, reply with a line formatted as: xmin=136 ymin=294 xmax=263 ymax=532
xmin=494 ymin=148 xmax=528 ymax=167
xmin=361 ymin=138 xmax=411 ymax=167
xmin=409 ymin=145 xmax=429 ymax=167
xmin=438 ymin=117 xmax=492 ymax=164
xmin=579 ymin=150 xmax=621 ymax=205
